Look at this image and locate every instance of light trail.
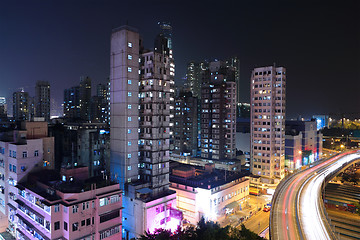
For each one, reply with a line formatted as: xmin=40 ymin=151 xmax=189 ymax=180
xmin=271 ymin=151 xmax=359 ymax=240
xmin=299 ymin=153 xmax=360 ymax=240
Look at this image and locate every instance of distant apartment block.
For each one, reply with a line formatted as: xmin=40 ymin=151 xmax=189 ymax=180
xmin=35 ymin=81 xmax=51 ymax=122
xmin=186 ymin=57 xmax=239 ymax=101
xmin=79 ymin=76 xmax=92 ymax=121
xmin=173 ymin=90 xmax=198 ymax=157
xmin=312 ymin=115 xmax=329 ymax=130
xmin=250 ymin=66 xmax=286 ymax=183
xmin=63 ymin=86 xmax=80 ymax=119
xmin=0 ymin=97 xmax=7 ymax=121
xmin=13 ymin=91 xmax=30 ymax=121
xmin=285 ymin=119 xmax=323 ymax=170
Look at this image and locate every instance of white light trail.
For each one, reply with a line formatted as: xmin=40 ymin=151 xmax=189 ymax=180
xmin=300 ymin=153 xmax=359 ymax=239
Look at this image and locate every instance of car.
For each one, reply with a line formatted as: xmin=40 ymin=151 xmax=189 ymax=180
xmin=263 ymin=206 xmax=271 ymax=212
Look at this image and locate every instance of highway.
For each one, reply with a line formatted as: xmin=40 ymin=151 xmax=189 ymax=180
xmin=270 ymin=151 xmax=360 ymax=240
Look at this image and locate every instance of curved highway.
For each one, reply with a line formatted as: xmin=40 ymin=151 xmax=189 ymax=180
xmin=270 ymin=151 xmax=360 ymax=240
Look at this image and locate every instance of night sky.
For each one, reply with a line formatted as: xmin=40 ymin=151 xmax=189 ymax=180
xmin=1 ymin=0 xmax=359 ymax=118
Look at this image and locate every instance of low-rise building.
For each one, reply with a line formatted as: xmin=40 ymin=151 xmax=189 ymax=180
xmin=49 ymin=122 xmax=109 ymax=177
xmin=169 ymin=162 xmax=249 ymax=225
xmin=170 ymin=155 xmax=242 ymax=172
xmin=14 ymin=166 xmax=122 ymax=240
xmin=285 ymin=119 xmax=323 ymax=170
xmin=0 ymin=121 xmax=54 ymax=233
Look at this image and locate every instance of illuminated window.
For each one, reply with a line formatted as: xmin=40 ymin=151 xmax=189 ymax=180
xmin=127 ymin=166 xmax=131 ymax=171
xmin=128 ymin=117 xmax=131 ymax=122
xmin=128 ymin=54 xmax=132 ymax=60
xmin=128 ymin=42 xmax=132 ymax=48
xmin=128 ymin=104 xmax=131 ymax=109
xmin=128 ymin=92 xmax=132 ymax=97
xmin=128 ymin=141 xmax=131 ymax=146
xmin=128 ymin=80 xmax=132 ymax=84
xmin=127 ymin=154 xmax=131 ymax=158
xmin=128 ymin=129 xmax=131 ymax=134
xmin=128 ymin=67 xmax=132 ymax=72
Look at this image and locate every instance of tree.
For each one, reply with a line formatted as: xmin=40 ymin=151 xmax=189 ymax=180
xmin=139 ymin=228 xmax=172 ymax=240
xmin=138 ymin=218 xmax=265 ymax=240
xmin=194 ymin=217 xmax=230 ymax=240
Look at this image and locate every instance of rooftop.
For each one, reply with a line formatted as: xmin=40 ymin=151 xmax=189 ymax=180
xmin=112 ymin=25 xmax=139 ymax=34
xmin=170 ymin=162 xmax=248 ymax=189
xmin=18 ymin=169 xmax=117 ymax=200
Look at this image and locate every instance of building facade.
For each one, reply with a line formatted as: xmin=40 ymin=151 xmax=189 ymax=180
xmin=13 ymin=91 xmax=30 ymax=121
xmin=63 ymin=86 xmax=80 ymax=120
xmin=173 ymin=90 xmax=198 ymax=157
xmin=250 ymin=66 xmax=286 ymax=182
xmin=225 ymin=57 xmax=240 ymax=104
xmin=0 ymin=97 xmax=7 ymax=121
xmin=14 ymin=167 xmax=122 ymax=240
xmin=285 ymin=120 xmax=323 ymax=170
xmin=79 ymin=76 xmax=92 ymax=122
xmin=200 ymin=61 xmax=237 ymax=160
xmin=186 ymin=62 xmax=202 ymax=98
xmin=169 ymin=163 xmax=249 ymax=225
xmin=0 ymin=121 xmax=54 ymax=236
xmin=312 ymin=115 xmax=329 ymax=130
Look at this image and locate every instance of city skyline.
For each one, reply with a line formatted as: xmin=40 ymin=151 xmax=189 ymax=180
xmin=1 ymin=0 xmax=359 ymax=119
xmin=0 ymin=2 xmax=359 ymax=239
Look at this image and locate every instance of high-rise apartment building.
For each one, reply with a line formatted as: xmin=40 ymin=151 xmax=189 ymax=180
xmin=110 ymin=25 xmax=181 ymax=239
xmin=13 ymin=91 xmax=29 ymax=121
xmin=200 ymin=61 xmax=237 ymax=160
xmin=187 ymin=58 xmax=239 ymax=101
xmin=226 ymin=57 xmax=241 ymax=103
xmin=250 ymin=66 xmax=286 ymax=182
xmin=110 ymin=26 xmax=140 ymax=189
xmin=63 ymin=86 xmax=80 ymax=119
xmin=80 ymin=76 xmax=92 ymax=121
xmin=155 ymin=22 xmax=176 ymax=153
xmin=173 ymin=90 xmax=198 ymax=157
xmin=97 ymin=83 xmax=107 ymax=99
xmin=0 ymin=97 xmax=7 ymax=120
xmin=35 ymin=81 xmax=51 ymax=121
xmin=139 ymin=50 xmax=171 ymax=194
xmin=186 ymin=62 xmax=202 ymax=98
xmin=91 ymin=83 xmax=109 ymax=124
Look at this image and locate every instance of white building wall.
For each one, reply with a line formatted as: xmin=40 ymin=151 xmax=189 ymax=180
xmin=170 ymin=178 xmax=249 ymax=225
xmin=110 ymin=26 xmax=140 ymax=188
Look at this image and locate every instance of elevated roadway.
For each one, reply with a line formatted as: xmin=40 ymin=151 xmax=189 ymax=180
xmin=270 ymin=151 xmax=360 ymax=240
